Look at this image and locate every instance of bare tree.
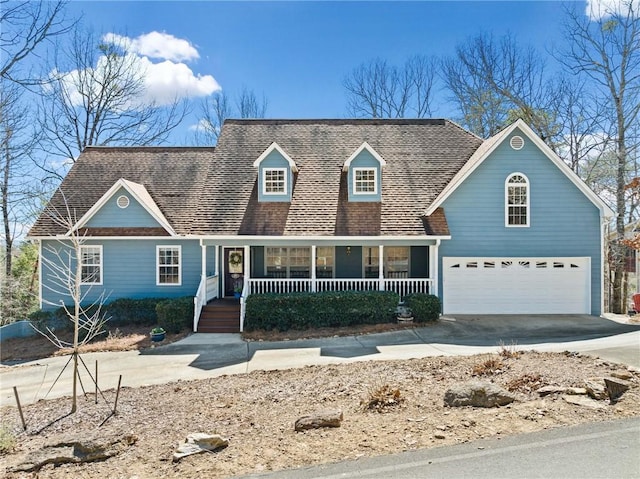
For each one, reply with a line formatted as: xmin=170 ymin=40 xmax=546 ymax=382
xmin=0 ymin=79 xmax=44 ymax=321
xmin=37 ymin=193 xmax=110 ymax=413
xmin=344 ymin=55 xmax=436 ymax=118
xmin=558 ymin=0 xmax=640 ymax=313
xmin=441 ymin=33 xmax=562 ymax=146
xmin=196 ymin=87 xmax=267 ymax=145
xmin=237 ymin=87 xmax=268 ymax=118
xmin=0 ymin=0 xmax=71 ymax=85
xmin=38 ymin=26 xmax=187 ymax=175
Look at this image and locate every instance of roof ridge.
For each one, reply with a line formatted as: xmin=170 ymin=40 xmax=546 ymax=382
xmin=223 ymin=118 xmax=449 ymax=126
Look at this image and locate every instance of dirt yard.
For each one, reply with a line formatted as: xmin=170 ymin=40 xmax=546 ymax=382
xmin=1 ymin=349 xmax=639 ymax=478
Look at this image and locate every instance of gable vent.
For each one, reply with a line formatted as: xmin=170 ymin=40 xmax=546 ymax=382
xmin=117 ymin=195 xmax=130 ymax=209
xmin=510 ymin=135 xmax=524 ymax=150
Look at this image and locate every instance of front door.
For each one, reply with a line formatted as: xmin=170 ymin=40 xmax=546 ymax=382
xmin=224 ymin=248 xmax=244 ymax=297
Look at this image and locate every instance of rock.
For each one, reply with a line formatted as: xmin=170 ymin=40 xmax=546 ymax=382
xmin=585 ymin=378 xmax=607 ymax=400
xmin=444 ymin=381 xmax=516 ymax=408
xmin=562 ymin=395 xmax=606 ymax=409
xmin=604 ymin=377 xmax=631 ymax=403
xmin=537 ymin=385 xmax=567 ymax=396
xmin=173 ymin=433 xmax=229 ymax=462
xmin=610 ymin=371 xmax=632 ymax=380
xmin=13 ymin=433 xmax=137 ymax=472
xmin=565 ymin=387 xmax=587 ymax=395
xmin=434 ymin=434 xmax=446 ymax=439
xmin=295 ymin=409 xmax=343 ymax=431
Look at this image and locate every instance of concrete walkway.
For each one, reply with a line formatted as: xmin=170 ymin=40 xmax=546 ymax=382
xmin=1 ymin=315 xmax=639 ymax=408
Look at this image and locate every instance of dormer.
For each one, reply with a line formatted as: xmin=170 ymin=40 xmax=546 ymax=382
xmin=343 ymin=142 xmax=386 ymax=202
xmin=253 ymin=142 xmax=298 ymax=202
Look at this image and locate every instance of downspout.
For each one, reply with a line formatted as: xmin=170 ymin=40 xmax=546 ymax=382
xmin=38 ymin=240 xmax=43 ymax=309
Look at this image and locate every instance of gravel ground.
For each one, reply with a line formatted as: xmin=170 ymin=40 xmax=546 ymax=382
xmin=1 ymin=350 xmax=639 ymax=478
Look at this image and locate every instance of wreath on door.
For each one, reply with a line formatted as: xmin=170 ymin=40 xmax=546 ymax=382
xmin=229 ymin=252 xmax=243 ymax=267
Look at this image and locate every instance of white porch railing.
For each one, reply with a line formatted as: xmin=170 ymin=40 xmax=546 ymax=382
xmin=193 ymin=276 xmax=206 ymax=332
xmin=206 ymin=275 xmax=219 ymax=302
xmin=194 ymin=274 xmax=219 ymax=332
xmin=247 ymin=278 xmax=433 ymax=297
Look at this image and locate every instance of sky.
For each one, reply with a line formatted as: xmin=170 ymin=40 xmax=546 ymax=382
xmin=40 ymin=0 xmax=625 ymax=145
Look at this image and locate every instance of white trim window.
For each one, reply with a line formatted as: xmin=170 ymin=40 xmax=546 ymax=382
xmin=505 ymin=173 xmax=530 ymax=227
xmin=157 ymin=245 xmax=181 ymax=285
xmin=316 ymin=246 xmax=334 ymax=278
xmin=263 ymin=168 xmax=287 ymax=195
xmin=353 ymin=168 xmax=377 ymax=194
xmin=385 ymin=246 xmax=410 ymax=278
xmin=265 ymin=247 xmax=311 ymax=278
xmin=80 ymin=245 xmax=102 ymax=284
xmin=363 ymin=247 xmax=379 ymax=278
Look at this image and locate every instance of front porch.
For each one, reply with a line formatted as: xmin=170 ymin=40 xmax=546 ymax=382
xmin=193 ymin=240 xmax=442 ymax=333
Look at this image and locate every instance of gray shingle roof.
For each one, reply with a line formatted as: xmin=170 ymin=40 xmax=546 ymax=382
xmin=197 ymin=119 xmax=482 ymax=236
xmin=29 ymin=147 xmax=214 ymax=236
xmin=30 ymin=119 xmax=483 ymax=238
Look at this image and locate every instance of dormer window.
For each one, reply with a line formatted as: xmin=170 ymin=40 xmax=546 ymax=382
xmin=343 ymin=142 xmax=386 ymax=202
xmin=264 ymin=168 xmax=287 ymax=195
xmin=253 ymin=142 xmax=297 ymax=203
xmin=354 ymin=168 xmax=377 ymax=194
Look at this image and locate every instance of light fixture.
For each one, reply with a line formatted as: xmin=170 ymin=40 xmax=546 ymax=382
xmin=346 ymin=246 xmax=351 ymax=255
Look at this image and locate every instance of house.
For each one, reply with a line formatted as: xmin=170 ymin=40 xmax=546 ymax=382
xmin=28 ymin=119 xmax=613 ymax=332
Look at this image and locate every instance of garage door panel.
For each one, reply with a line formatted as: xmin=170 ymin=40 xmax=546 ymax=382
xmin=443 ymin=257 xmax=590 ymax=314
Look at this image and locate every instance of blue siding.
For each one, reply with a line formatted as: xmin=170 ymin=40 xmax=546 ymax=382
xmin=348 ymin=150 xmax=382 ymax=202
xmin=257 ymin=151 xmax=293 ymax=202
xmin=86 ymin=188 xmax=162 ymax=228
xmin=439 ymin=129 xmax=602 ymax=314
xmin=41 ymin=239 xmax=201 ymax=309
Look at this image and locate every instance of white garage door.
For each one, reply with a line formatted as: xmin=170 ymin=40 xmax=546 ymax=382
xmin=443 ymin=257 xmax=591 ymax=314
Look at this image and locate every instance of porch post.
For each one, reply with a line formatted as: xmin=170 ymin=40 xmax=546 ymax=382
xmin=311 ymin=245 xmax=317 ymax=292
xmin=200 ymin=241 xmax=207 ymax=280
xmin=214 ymin=245 xmax=220 ymax=277
xmin=243 ymin=245 xmax=250 ymax=293
xmin=378 ymin=244 xmax=384 ymax=291
xmin=430 ymin=240 xmax=440 ymax=296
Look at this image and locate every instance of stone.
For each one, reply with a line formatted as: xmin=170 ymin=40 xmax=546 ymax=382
xmin=562 ymin=395 xmax=606 ymax=410
xmin=13 ymin=433 xmax=137 ymax=472
xmin=604 ymin=377 xmax=631 ymax=403
xmin=565 ymin=387 xmax=587 ymax=395
xmin=537 ymin=385 xmax=567 ymax=396
xmin=610 ymin=371 xmax=632 ymax=380
xmin=585 ymin=378 xmax=607 ymax=400
xmin=443 ymin=381 xmax=516 ymax=408
xmin=295 ymin=409 xmax=343 ymax=431
xmin=173 ymin=433 xmax=229 ymax=462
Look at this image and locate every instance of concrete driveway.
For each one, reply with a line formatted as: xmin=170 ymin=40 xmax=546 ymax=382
xmin=1 ymin=314 xmax=639 ymax=408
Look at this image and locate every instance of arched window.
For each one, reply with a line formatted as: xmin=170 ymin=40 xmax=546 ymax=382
xmin=505 ymin=173 xmax=529 ymax=227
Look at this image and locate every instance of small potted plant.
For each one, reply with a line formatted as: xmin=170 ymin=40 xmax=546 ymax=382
xmin=150 ymin=326 xmax=166 ymax=342
xmin=233 ymin=284 xmax=242 ymax=299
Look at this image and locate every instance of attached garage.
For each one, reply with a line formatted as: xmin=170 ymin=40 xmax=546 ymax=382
xmin=442 ymin=257 xmax=591 ymax=314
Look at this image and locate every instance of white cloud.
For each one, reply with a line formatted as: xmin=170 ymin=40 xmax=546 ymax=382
xmin=56 ymin=32 xmax=220 ymax=108
xmin=141 ymin=57 xmax=220 ymax=106
xmin=586 ymin=0 xmax=637 ymax=20
xmin=189 ymin=119 xmax=217 ymax=132
xmin=103 ymin=31 xmax=199 ymax=62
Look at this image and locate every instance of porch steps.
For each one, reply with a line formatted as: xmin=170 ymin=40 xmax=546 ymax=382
xmin=197 ymin=299 xmax=240 ymax=333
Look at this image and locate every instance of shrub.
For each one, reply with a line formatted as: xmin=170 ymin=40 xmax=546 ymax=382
xmin=245 ymin=290 xmax=398 ymax=331
xmin=106 ymin=297 xmax=163 ymax=326
xmin=0 ymin=424 xmax=16 ymax=455
xmin=404 ymin=293 xmax=440 ymax=322
xmin=156 ymin=297 xmax=193 ymax=333
xmin=361 ymin=384 xmax=404 ymax=412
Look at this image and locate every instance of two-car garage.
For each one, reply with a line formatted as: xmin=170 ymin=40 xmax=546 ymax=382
xmin=442 ymin=257 xmax=591 ymax=315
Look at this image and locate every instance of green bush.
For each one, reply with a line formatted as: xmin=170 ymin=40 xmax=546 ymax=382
xmin=106 ymin=298 xmax=163 ymax=326
xmin=245 ymin=290 xmax=398 ymax=331
xmin=156 ymin=297 xmax=194 ymax=333
xmin=404 ymin=293 xmax=440 ymax=322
